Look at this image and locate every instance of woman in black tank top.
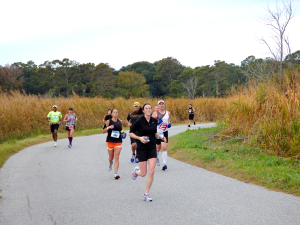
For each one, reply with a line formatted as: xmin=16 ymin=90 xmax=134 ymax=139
xmin=103 ymin=109 xmax=126 ymax=179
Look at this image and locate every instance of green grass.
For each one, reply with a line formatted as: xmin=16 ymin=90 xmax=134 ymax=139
xmin=168 ymin=126 xmax=300 ymax=196
xmin=0 ymin=128 xmax=102 ymax=168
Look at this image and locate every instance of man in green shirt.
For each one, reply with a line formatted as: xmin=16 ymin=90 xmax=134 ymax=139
xmin=47 ymin=105 xmax=62 ymax=147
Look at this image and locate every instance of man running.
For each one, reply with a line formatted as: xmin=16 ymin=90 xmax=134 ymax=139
xmin=152 ymin=100 xmax=171 ymax=170
xmin=126 ymin=102 xmax=143 ymax=163
xmin=187 ymin=104 xmax=196 ymax=127
xmin=47 ymin=105 xmax=63 ymax=147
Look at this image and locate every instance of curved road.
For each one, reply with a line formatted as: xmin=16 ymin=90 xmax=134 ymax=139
xmin=1 ymin=123 xmax=300 ymax=225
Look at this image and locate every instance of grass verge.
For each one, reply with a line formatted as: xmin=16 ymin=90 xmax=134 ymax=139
xmin=0 ymin=128 xmax=102 ymax=168
xmin=168 ymin=125 xmax=300 ymax=196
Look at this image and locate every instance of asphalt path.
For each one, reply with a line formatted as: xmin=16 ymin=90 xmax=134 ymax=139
xmin=1 ymin=123 xmax=300 ymax=225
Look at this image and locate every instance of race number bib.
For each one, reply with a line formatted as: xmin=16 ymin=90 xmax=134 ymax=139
xmin=157 ymin=132 xmax=164 ymax=139
xmin=53 ymin=115 xmax=58 ymax=119
xmin=189 ymin=110 xmax=192 ymax=113
xmin=68 ymin=126 xmax=74 ymax=129
xmin=158 ymin=122 xmax=168 ymax=132
xmin=111 ymin=130 xmax=120 ymax=138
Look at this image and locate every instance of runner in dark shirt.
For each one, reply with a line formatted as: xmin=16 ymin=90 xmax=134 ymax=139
xmin=129 ymin=103 xmax=166 ymax=202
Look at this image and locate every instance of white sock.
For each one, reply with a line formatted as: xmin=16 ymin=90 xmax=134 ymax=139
xmin=162 ymin=151 xmax=167 ymax=165
xmin=157 ymin=151 xmax=160 ymax=158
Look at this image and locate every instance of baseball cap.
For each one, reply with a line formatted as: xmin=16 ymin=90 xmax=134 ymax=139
xmin=134 ymin=102 xmax=140 ymax=106
xmin=69 ymin=107 xmax=73 ymax=110
xmin=53 ymin=105 xmax=57 ymax=108
xmin=158 ymin=100 xmax=165 ymax=104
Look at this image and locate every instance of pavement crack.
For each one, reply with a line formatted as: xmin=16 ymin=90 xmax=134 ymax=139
xmin=26 ymin=194 xmax=33 ymax=220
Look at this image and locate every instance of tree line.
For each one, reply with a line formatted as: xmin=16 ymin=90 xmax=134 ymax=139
xmin=0 ymin=51 xmax=299 ymax=98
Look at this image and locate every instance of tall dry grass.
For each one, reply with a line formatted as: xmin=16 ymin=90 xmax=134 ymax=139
xmin=225 ymin=69 xmax=300 ymax=157
xmin=0 ymin=92 xmax=229 ymax=143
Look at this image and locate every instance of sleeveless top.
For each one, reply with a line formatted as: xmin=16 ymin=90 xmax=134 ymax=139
xmin=106 ymin=118 xmax=122 ymax=143
xmin=188 ymin=107 xmax=194 ymax=115
xmin=157 ymin=110 xmax=170 ymax=133
xmin=66 ymin=114 xmax=76 ymax=126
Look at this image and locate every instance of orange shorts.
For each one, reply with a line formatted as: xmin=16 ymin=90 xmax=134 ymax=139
xmin=106 ymin=142 xmax=122 ymax=150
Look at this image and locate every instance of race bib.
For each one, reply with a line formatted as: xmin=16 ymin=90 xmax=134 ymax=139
xmin=68 ymin=126 xmax=74 ymax=129
xmin=53 ymin=115 xmax=58 ymax=119
xmin=157 ymin=132 xmax=164 ymax=139
xmin=159 ymin=122 xmax=168 ymax=132
xmin=111 ymin=130 xmax=120 ymax=138
xmin=189 ymin=110 xmax=192 ymax=113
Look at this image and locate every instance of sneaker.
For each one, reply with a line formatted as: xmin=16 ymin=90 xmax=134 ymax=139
xmin=194 ymin=122 xmax=196 ymax=125
xmin=143 ymin=193 xmax=152 ymax=202
xmin=188 ymin=125 xmax=190 ymax=127
xmin=108 ymin=161 xmax=113 ymax=172
xmin=162 ymin=164 xmax=167 ymax=170
xmin=114 ymin=174 xmax=120 ymax=179
xmin=135 ymin=157 xmax=139 ymax=163
xmin=68 ymin=144 xmax=71 ymax=148
xmin=131 ymin=154 xmax=135 ymax=163
xmin=70 ymin=144 xmax=72 ymax=147
xmin=54 ymin=142 xmax=57 ymax=147
xmin=132 ymin=166 xmax=139 ymax=180
xmin=156 ymin=158 xmax=160 ymax=166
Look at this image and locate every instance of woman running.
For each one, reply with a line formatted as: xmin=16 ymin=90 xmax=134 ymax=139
xmin=63 ymin=107 xmax=78 ymax=148
xmin=102 ymin=109 xmax=112 ymax=129
xmin=187 ymin=104 xmax=196 ymax=127
xmin=103 ymin=109 xmax=126 ymax=179
xmin=130 ymin=103 xmax=166 ymax=202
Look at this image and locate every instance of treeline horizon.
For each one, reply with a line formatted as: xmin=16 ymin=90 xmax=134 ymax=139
xmin=0 ymin=50 xmax=299 ymax=99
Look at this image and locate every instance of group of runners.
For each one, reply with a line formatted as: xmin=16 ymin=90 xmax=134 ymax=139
xmin=46 ymin=101 xmax=196 ymax=202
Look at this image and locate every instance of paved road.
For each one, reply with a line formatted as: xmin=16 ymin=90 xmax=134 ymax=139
xmin=0 ymin=123 xmax=300 ymax=225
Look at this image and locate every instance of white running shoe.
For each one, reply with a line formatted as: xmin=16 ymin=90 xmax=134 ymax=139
xmin=143 ymin=193 xmax=152 ymax=202
xmin=156 ymin=158 xmax=160 ymax=166
xmin=108 ymin=161 xmax=113 ymax=172
xmin=132 ymin=166 xmax=139 ymax=180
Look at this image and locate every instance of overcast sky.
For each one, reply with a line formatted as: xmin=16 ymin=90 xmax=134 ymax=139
xmin=1 ymin=0 xmax=299 ymax=69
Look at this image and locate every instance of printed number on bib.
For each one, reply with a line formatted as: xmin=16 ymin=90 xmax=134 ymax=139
xmin=158 ymin=122 xmax=168 ymax=132
xmin=111 ymin=130 xmax=120 ymax=138
xmin=68 ymin=126 xmax=74 ymax=129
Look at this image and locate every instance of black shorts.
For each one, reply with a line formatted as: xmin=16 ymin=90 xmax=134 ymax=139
xmin=50 ymin=124 xmax=59 ymax=133
xmin=156 ymin=131 xmax=168 ymax=145
xmin=66 ymin=125 xmax=76 ymax=131
xmin=189 ymin=114 xmax=194 ymax=120
xmin=137 ymin=148 xmax=157 ymax=162
xmin=130 ymin=137 xmax=137 ymax=144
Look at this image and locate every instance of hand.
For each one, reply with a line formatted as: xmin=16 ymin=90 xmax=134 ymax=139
xmin=167 ymin=123 xmax=172 ymax=128
xmin=140 ymin=136 xmax=149 ymax=144
xmin=161 ymin=137 xmax=166 ymax=142
xmin=128 ymin=122 xmax=132 ymax=127
xmin=157 ymin=119 xmax=163 ymax=125
xmin=109 ymin=125 xmax=114 ymax=129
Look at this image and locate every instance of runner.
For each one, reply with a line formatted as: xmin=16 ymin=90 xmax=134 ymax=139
xmin=187 ymin=104 xmax=196 ymax=127
xmin=130 ymin=103 xmax=166 ymax=202
xmin=103 ymin=109 xmax=126 ymax=179
xmin=152 ymin=100 xmax=171 ymax=170
xmin=126 ymin=102 xmax=143 ymax=163
xmin=102 ymin=109 xmax=112 ymax=129
xmin=63 ymin=107 xmax=78 ymax=148
xmin=47 ymin=105 xmax=63 ymax=147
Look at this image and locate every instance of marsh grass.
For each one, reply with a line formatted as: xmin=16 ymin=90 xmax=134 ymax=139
xmin=168 ymin=126 xmax=300 ymax=196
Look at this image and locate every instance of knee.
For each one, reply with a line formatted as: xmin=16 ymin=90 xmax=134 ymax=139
xmin=114 ymin=154 xmax=120 ymax=161
xmin=139 ymin=170 xmax=147 ymax=177
xmin=148 ymin=168 xmax=155 ymax=177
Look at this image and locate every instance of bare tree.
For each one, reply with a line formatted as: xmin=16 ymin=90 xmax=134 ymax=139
xmin=260 ymin=0 xmax=295 ymax=82
xmin=181 ymin=76 xmax=198 ymax=99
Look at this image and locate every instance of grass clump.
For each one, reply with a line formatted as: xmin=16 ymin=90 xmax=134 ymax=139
xmin=168 ymin=125 xmax=300 ymax=196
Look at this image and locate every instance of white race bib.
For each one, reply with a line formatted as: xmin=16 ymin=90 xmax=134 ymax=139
xmin=111 ymin=130 xmax=120 ymax=138
xmin=53 ymin=115 xmax=58 ymax=119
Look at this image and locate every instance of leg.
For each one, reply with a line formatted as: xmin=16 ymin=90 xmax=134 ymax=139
xmin=69 ymin=129 xmax=75 ymax=145
xmin=53 ymin=129 xmax=58 ymax=142
xmin=52 ymin=132 xmax=55 ymax=141
xmin=113 ymin=146 xmax=122 ymax=173
xmin=108 ymin=149 xmax=114 ymax=163
xmin=136 ymin=161 xmax=147 ymax=177
xmin=131 ymin=142 xmax=136 ymax=155
xmin=145 ymin=158 xmax=156 ymax=193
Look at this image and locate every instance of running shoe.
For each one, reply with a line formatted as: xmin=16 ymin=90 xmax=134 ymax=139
xmin=188 ymin=125 xmax=190 ymax=127
xmin=143 ymin=193 xmax=152 ymax=202
xmin=156 ymin=158 xmax=160 ymax=166
xmin=194 ymin=122 xmax=196 ymax=125
xmin=132 ymin=166 xmax=139 ymax=180
xmin=108 ymin=161 xmax=113 ymax=172
xmin=54 ymin=142 xmax=57 ymax=147
xmin=131 ymin=154 xmax=135 ymax=163
xmin=68 ymin=144 xmax=71 ymax=148
xmin=135 ymin=157 xmax=139 ymax=163
xmin=70 ymin=144 xmax=72 ymax=147
xmin=162 ymin=164 xmax=167 ymax=170
xmin=114 ymin=174 xmax=120 ymax=179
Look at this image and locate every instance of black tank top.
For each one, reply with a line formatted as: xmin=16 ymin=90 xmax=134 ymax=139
xmin=106 ymin=118 xmax=122 ymax=143
xmin=188 ymin=107 xmax=194 ymax=115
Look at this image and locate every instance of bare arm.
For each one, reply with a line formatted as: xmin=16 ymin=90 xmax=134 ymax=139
xmin=103 ymin=120 xmax=114 ymax=134
xmin=63 ymin=114 xmax=69 ymax=122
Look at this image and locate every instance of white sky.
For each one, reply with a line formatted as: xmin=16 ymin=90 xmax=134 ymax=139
xmin=1 ymin=0 xmax=299 ymax=69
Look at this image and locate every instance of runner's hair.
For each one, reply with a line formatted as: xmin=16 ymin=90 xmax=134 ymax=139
xmin=142 ymin=103 xmax=152 ymax=110
xmin=130 ymin=107 xmax=143 ymax=115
